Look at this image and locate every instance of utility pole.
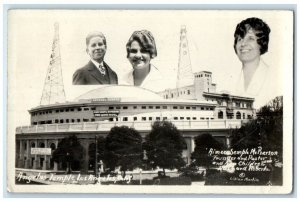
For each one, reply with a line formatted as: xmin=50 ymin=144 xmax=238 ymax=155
xmin=95 ymin=135 xmax=98 ymax=177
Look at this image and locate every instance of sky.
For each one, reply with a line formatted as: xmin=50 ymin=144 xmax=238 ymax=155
xmin=7 ymin=10 xmax=293 ymax=126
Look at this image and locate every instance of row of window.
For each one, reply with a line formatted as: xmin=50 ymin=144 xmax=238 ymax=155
xmin=218 ymin=111 xmax=252 ymax=119
xmin=33 ymin=118 xmax=96 ymax=125
xmin=195 ymin=73 xmax=211 ymax=78
xmin=111 ymin=116 xmax=214 ymax=122
xmin=32 ymin=116 xmax=218 ymax=125
xmin=32 ymin=105 xmax=216 ymax=116
xmin=108 ymin=105 xmax=213 ymax=110
xmin=32 ymin=107 xmax=97 ymax=116
xmin=163 ymin=90 xmax=191 ymax=99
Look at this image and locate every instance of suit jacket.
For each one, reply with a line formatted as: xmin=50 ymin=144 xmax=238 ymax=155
xmin=72 ymin=61 xmax=118 ymax=85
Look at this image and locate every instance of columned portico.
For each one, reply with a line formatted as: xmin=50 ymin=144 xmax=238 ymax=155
xmin=25 ymin=140 xmax=31 ymax=168
xmin=18 ymin=140 xmax=24 ymax=168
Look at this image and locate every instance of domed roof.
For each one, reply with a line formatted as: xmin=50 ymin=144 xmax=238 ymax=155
xmin=74 ymin=85 xmax=163 ymax=102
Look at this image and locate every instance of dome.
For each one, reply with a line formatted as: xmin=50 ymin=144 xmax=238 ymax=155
xmin=74 ymin=85 xmax=164 ymax=102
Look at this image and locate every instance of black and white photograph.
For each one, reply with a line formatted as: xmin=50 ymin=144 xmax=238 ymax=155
xmin=6 ymin=9 xmax=293 ymax=194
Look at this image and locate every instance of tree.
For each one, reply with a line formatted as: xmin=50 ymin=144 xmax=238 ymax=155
xmin=144 ymin=121 xmax=186 ymax=176
xmin=191 ymin=133 xmax=224 ymax=169
xmin=104 ymin=126 xmax=143 ymax=177
xmin=52 ymin=135 xmax=84 ymax=173
xmin=232 ymin=96 xmax=283 ymax=155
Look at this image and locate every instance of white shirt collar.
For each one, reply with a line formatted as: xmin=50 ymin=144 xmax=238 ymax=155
xmin=91 ymin=59 xmax=104 ymax=68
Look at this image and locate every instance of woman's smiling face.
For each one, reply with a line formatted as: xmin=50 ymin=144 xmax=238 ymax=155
xmin=128 ymin=40 xmax=151 ymax=70
xmin=235 ymin=29 xmax=261 ymax=64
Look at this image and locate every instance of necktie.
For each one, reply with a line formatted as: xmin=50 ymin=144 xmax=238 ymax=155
xmin=99 ymin=64 xmax=106 ymax=75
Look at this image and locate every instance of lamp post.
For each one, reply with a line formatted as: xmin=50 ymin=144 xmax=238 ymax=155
xmin=95 ymin=135 xmax=98 ymax=177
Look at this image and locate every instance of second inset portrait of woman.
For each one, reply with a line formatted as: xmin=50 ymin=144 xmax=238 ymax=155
xmin=122 ymin=30 xmax=165 ymax=92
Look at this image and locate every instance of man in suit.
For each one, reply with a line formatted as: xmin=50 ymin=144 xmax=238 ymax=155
xmin=73 ymin=31 xmax=118 ymax=85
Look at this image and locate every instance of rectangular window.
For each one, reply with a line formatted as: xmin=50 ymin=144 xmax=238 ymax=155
xmin=142 ymin=106 xmax=146 ymax=109
xmin=163 ymin=106 xmax=167 ymax=109
xmin=116 ymin=106 xmax=121 ymax=109
xmin=70 ymin=108 xmax=74 ymax=112
xmin=192 ymin=106 xmax=196 ymax=110
xmin=123 ymin=106 xmax=128 ymax=109
xmin=156 ymin=106 xmax=161 ymax=109
xmin=149 ymin=106 xmax=153 ymax=109
xmin=173 ymin=106 xmax=178 ymax=109
xmin=149 ymin=117 xmax=153 ymax=121
xmin=133 ymin=106 xmax=137 ymax=109
xmin=109 ymin=106 xmax=114 ymax=110
xmin=133 ymin=117 xmax=137 ymax=121
xmin=200 ymin=117 xmax=205 ymax=120
xmin=123 ymin=117 xmax=128 ymax=121
xmin=174 ymin=117 xmax=178 ymax=120
xmin=66 ymin=119 xmax=69 ymax=123
xmin=84 ymin=108 xmax=89 ymax=111
xmin=71 ymin=119 xmax=75 ymax=123
xmin=55 ymin=119 xmax=59 ymax=123
xmin=109 ymin=118 xmax=113 ymax=122
xmin=77 ymin=119 xmax=81 ymax=122
xmin=186 ymin=106 xmax=190 ymax=109
xmin=66 ymin=109 xmax=69 ymax=112
xmin=192 ymin=117 xmax=197 ymax=120
xmin=83 ymin=119 xmax=89 ymax=122
xmin=60 ymin=119 xmax=64 ymax=123
xmin=60 ymin=109 xmax=64 ymax=112
xmin=142 ymin=117 xmax=146 ymax=121
xmin=180 ymin=106 xmax=184 ymax=109
xmin=186 ymin=117 xmax=190 ymax=120
xmin=201 ymin=107 xmax=204 ymax=110
xmin=163 ymin=117 xmax=167 ymax=120
xmin=180 ymin=117 xmax=184 ymax=120
xmin=156 ymin=117 xmax=160 ymax=120
xmin=91 ymin=107 xmax=96 ymax=110
xmin=77 ymin=108 xmax=82 ymax=111
xmin=91 ymin=118 xmax=95 ymax=122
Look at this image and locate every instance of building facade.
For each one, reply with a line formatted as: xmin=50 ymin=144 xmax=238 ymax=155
xmin=15 ymin=85 xmax=253 ymax=173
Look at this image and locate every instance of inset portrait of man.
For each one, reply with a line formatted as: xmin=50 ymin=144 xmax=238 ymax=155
xmin=72 ymin=31 xmax=118 ymax=85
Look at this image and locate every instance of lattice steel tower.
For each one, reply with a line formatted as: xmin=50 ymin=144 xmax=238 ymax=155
xmin=176 ymin=25 xmax=194 ymax=88
xmin=40 ymin=22 xmax=66 ymax=105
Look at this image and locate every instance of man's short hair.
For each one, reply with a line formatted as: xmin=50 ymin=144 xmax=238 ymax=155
xmin=86 ymin=31 xmax=106 ymax=46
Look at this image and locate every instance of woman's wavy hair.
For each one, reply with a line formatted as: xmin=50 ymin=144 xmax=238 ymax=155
xmin=234 ymin=17 xmax=271 ymax=55
xmin=126 ymin=30 xmax=157 ymax=58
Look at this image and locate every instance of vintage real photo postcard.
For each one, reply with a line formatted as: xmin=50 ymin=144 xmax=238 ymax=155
xmin=7 ymin=9 xmax=294 ymax=194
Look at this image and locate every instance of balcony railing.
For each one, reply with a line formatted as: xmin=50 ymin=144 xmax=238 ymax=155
xmin=15 ymin=120 xmax=245 ymax=134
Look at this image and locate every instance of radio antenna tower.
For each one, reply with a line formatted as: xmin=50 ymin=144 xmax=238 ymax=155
xmin=40 ymin=22 xmax=66 ymax=105
xmin=176 ymin=25 xmax=194 ymax=88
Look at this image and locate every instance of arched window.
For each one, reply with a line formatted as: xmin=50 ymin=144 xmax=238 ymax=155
xmin=50 ymin=143 xmax=56 ymax=151
xmin=31 ymin=142 xmax=35 ymax=148
xmin=40 ymin=143 xmax=45 ymax=148
xmin=236 ymin=111 xmax=241 ymax=119
xmin=218 ymin=111 xmax=224 ymax=119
